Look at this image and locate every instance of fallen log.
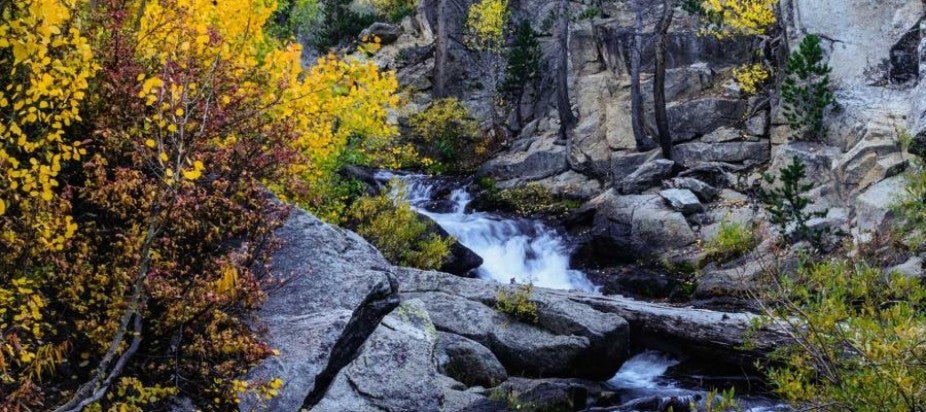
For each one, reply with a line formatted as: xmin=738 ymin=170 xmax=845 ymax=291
xmin=567 ymin=293 xmax=792 ymax=367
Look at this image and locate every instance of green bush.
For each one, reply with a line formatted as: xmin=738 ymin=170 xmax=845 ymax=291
xmin=781 ymin=34 xmax=835 ymax=140
xmin=496 ymin=283 xmax=539 ymax=324
xmin=758 ymin=156 xmax=828 ymax=249
xmin=760 ymin=258 xmax=926 ymax=411
xmin=408 ymin=98 xmax=486 ymax=173
xmin=347 ymin=183 xmax=454 ymax=269
xmin=704 ymin=217 xmax=758 ymax=262
xmin=892 ymin=130 xmax=926 ymax=248
xmin=479 ymin=181 xmax=580 ymax=216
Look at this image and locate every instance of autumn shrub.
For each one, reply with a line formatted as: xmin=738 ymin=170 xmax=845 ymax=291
xmin=732 ymin=63 xmax=771 ymax=95
xmin=759 ymin=258 xmax=926 ymax=411
xmin=408 ymin=97 xmax=487 ymax=173
xmin=703 ymin=217 xmax=758 ymax=262
xmin=465 ymin=0 xmax=509 ymax=51
xmin=346 ymin=183 xmax=454 ymax=269
xmin=0 ymin=0 xmax=403 ymax=409
xmin=496 ymin=283 xmax=539 ymax=324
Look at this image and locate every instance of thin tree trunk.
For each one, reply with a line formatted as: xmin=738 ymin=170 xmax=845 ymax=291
xmin=653 ymin=0 xmax=674 ymax=159
xmin=434 ymin=0 xmax=448 ymax=98
xmin=629 ymin=3 xmax=647 ymax=150
xmin=555 ymin=0 xmax=576 ymax=142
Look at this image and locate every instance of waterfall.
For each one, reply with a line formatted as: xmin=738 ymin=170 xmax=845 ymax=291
xmin=376 ymin=171 xmax=597 ymax=293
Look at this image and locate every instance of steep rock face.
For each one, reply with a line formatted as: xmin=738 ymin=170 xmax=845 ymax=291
xmin=240 ymin=209 xmax=401 ymax=411
xmin=239 ymin=207 xmax=631 ymax=411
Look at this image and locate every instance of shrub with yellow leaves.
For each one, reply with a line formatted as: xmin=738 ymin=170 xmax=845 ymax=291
xmin=0 ymin=0 xmax=406 ymax=409
xmin=699 ymin=0 xmax=779 ymax=39
xmin=465 ymin=0 xmax=509 ymax=51
xmin=732 ymin=63 xmax=771 ymax=95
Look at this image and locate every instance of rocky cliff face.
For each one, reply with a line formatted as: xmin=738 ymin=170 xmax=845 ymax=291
xmin=372 ymin=0 xmax=922 ymax=269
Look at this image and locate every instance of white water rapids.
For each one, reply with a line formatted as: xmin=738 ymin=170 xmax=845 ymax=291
xmin=376 ymin=171 xmax=787 ymax=411
xmin=379 ymin=171 xmax=597 ymax=292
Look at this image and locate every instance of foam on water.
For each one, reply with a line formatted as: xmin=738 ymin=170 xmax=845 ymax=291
xmin=378 ymin=172 xmax=596 ymax=292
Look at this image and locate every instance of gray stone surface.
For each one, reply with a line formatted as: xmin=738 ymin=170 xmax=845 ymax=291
xmin=397 ymin=268 xmax=630 ymax=380
xmin=240 ymin=209 xmax=400 ymax=412
xmin=436 ymin=332 xmax=508 ymax=387
xmin=312 ymin=300 xmax=442 ymax=412
xmin=618 ymin=159 xmax=676 ymax=194
xmin=672 ymin=141 xmax=770 ymax=168
xmin=659 ymin=188 xmax=704 ymax=214
xmin=665 ymin=177 xmax=719 ymax=202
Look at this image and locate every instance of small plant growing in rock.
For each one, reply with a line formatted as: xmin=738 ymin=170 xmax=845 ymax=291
xmin=781 ymin=34 xmax=835 ymax=140
xmin=758 ymin=157 xmax=828 ymax=249
xmin=496 ymin=283 xmax=539 ymax=324
xmin=704 ymin=217 xmax=758 ymax=262
xmin=347 ymin=182 xmax=455 ymax=270
xmin=501 ymin=20 xmax=544 ymax=127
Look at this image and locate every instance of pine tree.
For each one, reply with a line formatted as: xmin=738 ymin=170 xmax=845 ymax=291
xmin=501 ymin=20 xmax=543 ymax=127
xmin=781 ymin=34 xmax=835 ymax=140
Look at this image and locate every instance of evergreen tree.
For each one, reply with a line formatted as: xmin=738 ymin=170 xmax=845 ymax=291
xmin=781 ymin=34 xmax=835 ymax=140
xmin=501 ymin=20 xmax=544 ymax=127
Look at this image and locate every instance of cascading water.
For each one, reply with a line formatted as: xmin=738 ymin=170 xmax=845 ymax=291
xmin=376 ymin=171 xmax=787 ymax=411
xmin=378 ymin=171 xmax=597 ymax=293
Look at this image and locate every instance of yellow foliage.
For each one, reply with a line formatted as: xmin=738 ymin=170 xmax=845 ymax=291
xmin=701 ymin=0 xmax=779 ymax=38
xmin=465 ymin=0 xmax=509 ymax=51
xmin=347 ymin=182 xmax=454 ymax=270
xmin=732 ymin=63 xmax=771 ymax=95
xmin=0 ymin=0 xmax=96 ymax=253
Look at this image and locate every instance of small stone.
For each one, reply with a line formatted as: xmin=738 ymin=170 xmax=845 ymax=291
xmin=665 ymin=177 xmax=719 ymax=202
xmin=659 ymin=189 xmax=704 ymax=214
xmin=618 ymin=159 xmax=675 ymax=194
xmin=746 ymin=113 xmax=768 ymax=136
xmin=359 ymin=22 xmax=403 ymax=44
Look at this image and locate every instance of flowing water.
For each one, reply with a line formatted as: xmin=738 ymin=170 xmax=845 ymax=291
xmin=376 ymin=171 xmax=786 ymax=411
xmin=377 ymin=171 xmax=597 ymax=292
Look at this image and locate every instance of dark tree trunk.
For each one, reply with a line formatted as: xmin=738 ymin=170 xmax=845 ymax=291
xmin=629 ymin=3 xmax=648 ymax=150
xmin=653 ymin=0 xmax=674 ymax=159
xmin=555 ymin=0 xmax=577 ymax=142
xmin=434 ymin=0 xmax=449 ymax=98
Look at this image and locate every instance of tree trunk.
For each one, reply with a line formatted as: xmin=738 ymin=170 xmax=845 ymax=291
xmin=434 ymin=0 xmax=448 ymax=98
xmin=653 ymin=0 xmax=674 ymax=159
xmin=567 ymin=294 xmax=791 ymax=367
xmin=629 ymin=3 xmax=648 ymax=150
xmin=555 ymin=0 xmax=576 ymax=142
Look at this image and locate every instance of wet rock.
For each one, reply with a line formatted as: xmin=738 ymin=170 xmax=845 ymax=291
xmin=436 ymin=332 xmax=508 ymax=388
xmin=359 ymin=22 xmax=403 ymax=45
xmin=664 ymin=177 xmax=719 ymax=202
xmin=312 ymin=300 xmax=441 ymax=412
xmin=659 ymin=189 xmax=704 ymax=214
xmin=495 ymin=378 xmax=596 ymax=411
xmin=419 ymin=213 xmax=484 ymax=277
xmin=581 ymin=191 xmax=697 ymax=259
xmin=672 ymin=141 xmax=770 ymax=168
xmin=618 ymin=159 xmax=676 ymax=194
